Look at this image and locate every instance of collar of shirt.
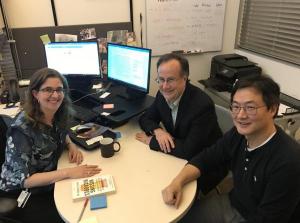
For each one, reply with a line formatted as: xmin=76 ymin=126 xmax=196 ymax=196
xmin=246 ymin=131 xmax=277 ymax=152
xmin=167 ymin=93 xmax=182 ymax=110
xmin=167 ymin=93 xmax=183 ymax=126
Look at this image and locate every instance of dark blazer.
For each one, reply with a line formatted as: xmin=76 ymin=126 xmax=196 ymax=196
xmin=139 ymin=82 xmax=222 ymax=160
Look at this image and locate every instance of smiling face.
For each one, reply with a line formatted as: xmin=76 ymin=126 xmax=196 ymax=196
xmin=232 ymin=87 xmax=277 ymax=143
xmin=157 ymin=59 xmax=187 ymax=103
xmin=32 ymin=77 xmax=64 ymax=116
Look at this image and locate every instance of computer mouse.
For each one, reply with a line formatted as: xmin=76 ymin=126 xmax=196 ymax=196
xmin=76 ymin=125 xmax=93 ymax=134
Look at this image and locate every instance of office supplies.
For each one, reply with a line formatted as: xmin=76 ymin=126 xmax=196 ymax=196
xmin=72 ymin=175 xmax=116 ymax=201
xmin=77 ymin=198 xmax=89 ymax=223
xmin=100 ymin=92 xmax=110 ymax=99
xmin=101 ymin=112 xmax=110 ymax=116
xmin=103 ymin=104 xmax=114 ymax=109
xmin=76 ymin=125 xmax=93 ymax=134
xmin=68 ymin=123 xmax=116 ymax=150
xmin=90 ymin=195 xmax=107 ymax=210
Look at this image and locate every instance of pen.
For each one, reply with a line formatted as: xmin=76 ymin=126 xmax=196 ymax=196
xmin=77 ymin=198 xmax=89 ymax=223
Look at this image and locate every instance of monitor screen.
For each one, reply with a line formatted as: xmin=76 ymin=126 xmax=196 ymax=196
xmin=44 ymin=42 xmax=100 ymax=75
xmin=107 ymin=43 xmax=151 ymax=96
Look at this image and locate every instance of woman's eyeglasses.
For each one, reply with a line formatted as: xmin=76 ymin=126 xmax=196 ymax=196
xmin=39 ymin=87 xmax=65 ymax=95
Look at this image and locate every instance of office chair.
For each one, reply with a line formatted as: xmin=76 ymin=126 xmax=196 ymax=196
xmin=0 ymin=114 xmax=18 ymax=217
xmin=215 ymin=104 xmax=234 ymax=134
xmin=214 ymin=104 xmax=234 ymax=194
xmin=6 ymin=79 xmax=20 ymax=108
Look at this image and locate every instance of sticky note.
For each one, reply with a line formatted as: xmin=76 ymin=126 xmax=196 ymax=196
xmin=40 ymin=34 xmax=51 ymax=45
xmin=101 ymin=112 xmax=110 ymax=116
xmin=100 ymin=92 xmax=110 ymax=98
xmin=92 ymin=84 xmax=102 ymax=89
xmin=70 ymin=125 xmax=80 ymax=131
xmin=90 ymin=195 xmax=107 ymax=210
xmin=103 ymin=104 xmax=114 ymax=109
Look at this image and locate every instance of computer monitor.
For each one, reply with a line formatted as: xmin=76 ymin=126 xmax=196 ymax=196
xmin=44 ymin=41 xmax=100 ymax=76
xmin=107 ymin=43 xmax=151 ymax=100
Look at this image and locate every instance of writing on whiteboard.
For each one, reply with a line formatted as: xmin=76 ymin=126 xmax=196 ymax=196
xmin=146 ymin=0 xmax=226 ymax=56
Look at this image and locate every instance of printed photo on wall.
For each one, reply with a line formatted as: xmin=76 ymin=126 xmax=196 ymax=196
xmin=126 ymin=32 xmax=137 ymax=46
xmin=80 ymin=28 xmax=97 ymax=40
xmin=55 ymin=33 xmax=77 ymax=42
xmin=107 ymin=30 xmax=128 ymax=44
xmin=98 ymin=38 xmax=107 ymax=53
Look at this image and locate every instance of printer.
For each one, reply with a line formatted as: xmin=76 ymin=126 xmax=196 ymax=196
xmin=200 ymin=54 xmax=262 ymax=92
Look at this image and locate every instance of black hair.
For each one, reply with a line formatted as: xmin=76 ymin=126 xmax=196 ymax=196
xmin=157 ymin=53 xmax=189 ymax=77
xmin=231 ymin=75 xmax=280 ymax=117
xmin=23 ymin=68 xmax=73 ymax=129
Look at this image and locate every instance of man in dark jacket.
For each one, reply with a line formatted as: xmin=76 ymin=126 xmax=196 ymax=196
xmin=136 ymin=53 xmax=222 ymax=160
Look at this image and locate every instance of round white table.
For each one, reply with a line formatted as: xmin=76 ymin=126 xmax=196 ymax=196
xmin=54 ymin=118 xmax=197 ymax=223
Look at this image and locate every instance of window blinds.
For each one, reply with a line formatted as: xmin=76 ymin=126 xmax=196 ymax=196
xmin=236 ymin=0 xmax=300 ymax=65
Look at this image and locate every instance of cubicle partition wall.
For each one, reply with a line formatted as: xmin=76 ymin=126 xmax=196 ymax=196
xmin=11 ymin=22 xmax=132 ymax=79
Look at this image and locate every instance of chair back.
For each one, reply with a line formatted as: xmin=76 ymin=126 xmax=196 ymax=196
xmin=215 ymin=104 xmax=234 ymax=134
xmin=0 ymin=115 xmax=13 ymax=167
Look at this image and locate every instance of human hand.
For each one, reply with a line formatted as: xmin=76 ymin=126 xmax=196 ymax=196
xmin=68 ymin=143 xmax=83 ymax=165
xmin=66 ymin=164 xmax=101 ymax=179
xmin=154 ymin=128 xmax=175 ymax=153
xmin=135 ymin=132 xmax=152 ymax=145
xmin=162 ymin=181 xmax=182 ymax=208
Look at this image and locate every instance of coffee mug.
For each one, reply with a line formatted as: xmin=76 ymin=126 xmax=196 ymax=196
xmin=99 ymin=137 xmax=121 ymax=158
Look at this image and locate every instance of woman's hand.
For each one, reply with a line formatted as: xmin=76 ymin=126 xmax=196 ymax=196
xmin=68 ymin=143 xmax=83 ymax=165
xmin=66 ymin=164 xmax=102 ymax=179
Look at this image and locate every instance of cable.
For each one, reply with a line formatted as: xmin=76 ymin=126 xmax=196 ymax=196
xmin=69 ymin=81 xmax=112 ymax=104
xmin=70 ymin=90 xmax=100 ymax=104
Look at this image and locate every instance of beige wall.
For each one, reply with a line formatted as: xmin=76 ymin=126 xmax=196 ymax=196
xmin=1 ymin=0 xmax=299 ymax=99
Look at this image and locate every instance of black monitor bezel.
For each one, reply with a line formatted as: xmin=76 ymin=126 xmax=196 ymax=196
xmin=107 ymin=42 xmax=152 ymax=95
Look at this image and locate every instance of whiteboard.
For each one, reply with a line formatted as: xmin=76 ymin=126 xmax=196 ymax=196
xmin=146 ymin=0 xmax=226 ymax=56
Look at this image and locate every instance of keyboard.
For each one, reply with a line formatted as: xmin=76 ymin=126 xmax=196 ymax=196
xmin=72 ymin=104 xmax=99 ymax=122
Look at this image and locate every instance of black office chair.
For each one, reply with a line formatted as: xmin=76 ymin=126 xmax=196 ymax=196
xmin=0 ymin=114 xmax=18 ymax=217
xmin=6 ymin=79 xmax=20 ymax=108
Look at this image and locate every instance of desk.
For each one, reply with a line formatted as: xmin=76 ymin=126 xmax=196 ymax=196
xmin=0 ymin=103 xmax=20 ymax=117
xmin=70 ymin=87 xmax=155 ymax=127
xmin=54 ymin=117 xmax=197 ymax=223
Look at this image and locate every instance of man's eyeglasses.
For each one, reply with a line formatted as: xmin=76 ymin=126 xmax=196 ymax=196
xmin=230 ymin=104 xmax=266 ymax=116
xmin=155 ymin=77 xmax=178 ymax=85
xmin=39 ymin=87 xmax=65 ymax=95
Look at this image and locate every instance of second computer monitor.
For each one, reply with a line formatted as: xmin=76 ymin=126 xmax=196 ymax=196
xmin=107 ymin=43 xmax=151 ymax=99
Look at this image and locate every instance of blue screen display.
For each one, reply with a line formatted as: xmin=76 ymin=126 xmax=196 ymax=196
xmin=107 ymin=43 xmax=151 ymax=93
